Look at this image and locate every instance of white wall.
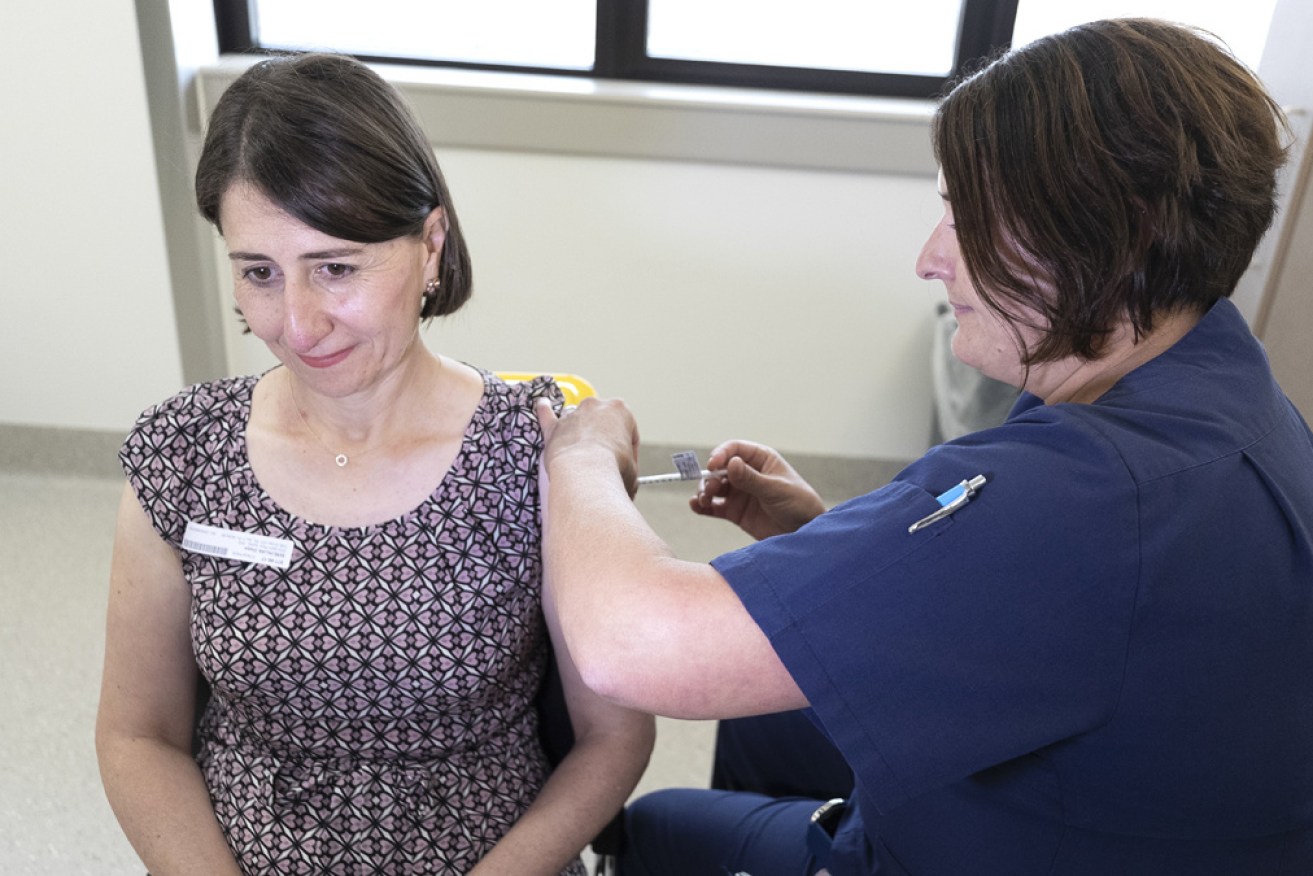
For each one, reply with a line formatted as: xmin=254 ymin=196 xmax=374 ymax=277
xmin=0 ymin=0 xmax=183 ymax=432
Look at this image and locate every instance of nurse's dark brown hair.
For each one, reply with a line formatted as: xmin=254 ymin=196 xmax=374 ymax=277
xmin=932 ymin=18 xmax=1287 ymax=363
xmin=195 ymin=53 xmax=472 ymax=321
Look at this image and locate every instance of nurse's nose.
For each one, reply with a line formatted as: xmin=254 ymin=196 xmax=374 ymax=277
xmin=915 ymin=220 xmax=955 ymax=283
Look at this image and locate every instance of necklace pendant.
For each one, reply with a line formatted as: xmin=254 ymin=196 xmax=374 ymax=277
xmin=335 ymin=453 xmax=349 ymax=467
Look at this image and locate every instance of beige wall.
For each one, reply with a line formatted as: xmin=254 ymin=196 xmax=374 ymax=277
xmin=1253 ymin=1 xmax=1313 ymax=422
xmin=1256 ymin=129 xmax=1313 ymax=418
xmin=1 ymin=0 xmax=183 ymax=433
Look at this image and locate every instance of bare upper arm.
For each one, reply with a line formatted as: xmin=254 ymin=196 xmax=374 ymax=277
xmin=628 ymin=558 xmax=807 ymax=719
xmin=540 ymin=571 xmax=656 ymax=754
xmin=555 ymin=555 xmax=808 ymax=721
xmin=96 ymin=482 xmax=199 ymax=750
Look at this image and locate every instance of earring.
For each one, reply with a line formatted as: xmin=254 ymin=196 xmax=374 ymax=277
xmin=421 ymin=277 xmax=440 ymax=307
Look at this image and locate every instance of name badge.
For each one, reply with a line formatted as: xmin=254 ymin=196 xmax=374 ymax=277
xmin=182 ymin=521 xmax=295 ymax=569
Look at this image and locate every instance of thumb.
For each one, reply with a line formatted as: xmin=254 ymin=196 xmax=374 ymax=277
xmin=726 ymin=455 xmax=768 ymax=494
xmin=534 ymin=397 xmax=559 ymax=442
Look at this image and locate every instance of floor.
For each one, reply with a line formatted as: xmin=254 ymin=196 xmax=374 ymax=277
xmin=0 ymin=460 xmax=765 ymax=874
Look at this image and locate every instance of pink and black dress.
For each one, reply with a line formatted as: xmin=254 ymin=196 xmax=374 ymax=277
xmin=121 ymin=371 xmax=583 ymax=875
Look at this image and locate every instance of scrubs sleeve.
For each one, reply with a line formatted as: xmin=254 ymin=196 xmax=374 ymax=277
xmin=713 ymin=415 xmax=1141 ymax=812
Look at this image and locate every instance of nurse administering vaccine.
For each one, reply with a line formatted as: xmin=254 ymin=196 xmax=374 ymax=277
xmin=538 ymin=18 xmax=1313 ymax=876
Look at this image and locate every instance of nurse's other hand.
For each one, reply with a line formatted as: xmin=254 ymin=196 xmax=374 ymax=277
xmin=536 ymin=397 xmax=639 ymax=498
xmin=691 ymin=439 xmax=826 ymax=541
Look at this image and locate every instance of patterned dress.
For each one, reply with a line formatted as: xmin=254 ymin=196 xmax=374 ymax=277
xmin=120 ymin=371 xmax=586 ymax=875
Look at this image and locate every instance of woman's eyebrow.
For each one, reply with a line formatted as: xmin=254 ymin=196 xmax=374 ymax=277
xmin=227 ymin=247 xmax=364 ymax=261
xmin=300 ymin=248 xmax=364 ymax=260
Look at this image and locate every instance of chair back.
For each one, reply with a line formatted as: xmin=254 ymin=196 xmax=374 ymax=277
xmin=495 ymin=372 xmax=597 ymax=406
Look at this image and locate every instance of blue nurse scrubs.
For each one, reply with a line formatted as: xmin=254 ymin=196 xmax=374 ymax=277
xmin=700 ymin=299 xmax=1313 ymax=874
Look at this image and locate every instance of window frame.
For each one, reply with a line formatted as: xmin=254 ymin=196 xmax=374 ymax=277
xmin=212 ymin=0 xmax=1020 ymax=99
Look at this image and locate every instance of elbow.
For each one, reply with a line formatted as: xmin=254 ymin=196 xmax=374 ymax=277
xmin=568 ymin=622 xmax=687 ymax=717
xmin=94 ymin=709 xmax=193 ymax=781
xmin=94 ymin=721 xmax=133 ymax=795
xmin=94 ymin=710 xmax=122 ymax=771
xmin=552 ymin=593 xmax=649 ymax=708
xmin=571 ymin=637 xmax=636 ymax=707
xmin=568 ymin=623 xmax=668 ymax=715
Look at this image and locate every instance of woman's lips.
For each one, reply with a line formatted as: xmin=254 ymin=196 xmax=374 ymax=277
xmin=298 ymin=348 xmax=353 ymax=369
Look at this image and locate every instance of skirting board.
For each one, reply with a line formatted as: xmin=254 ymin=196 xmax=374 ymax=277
xmin=0 ymin=424 xmax=126 ymax=480
xmin=0 ymin=425 xmax=908 ymax=505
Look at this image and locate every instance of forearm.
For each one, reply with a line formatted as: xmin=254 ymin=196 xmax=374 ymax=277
xmin=469 ymin=717 xmax=654 ymax=875
xmin=97 ymin=734 xmax=243 ymax=875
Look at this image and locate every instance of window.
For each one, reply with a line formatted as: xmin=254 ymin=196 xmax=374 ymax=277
xmin=644 ymin=1 xmax=965 ymax=77
xmin=214 ymin=1 xmax=1276 ymax=99
xmin=250 ymin=0 xmax=597 ymax=70
xmin=214 ymin=0 xmax=1020 ymax=99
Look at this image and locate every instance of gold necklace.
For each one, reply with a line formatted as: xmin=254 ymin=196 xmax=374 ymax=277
xmin=286 ymin=370 xmax=360 ymax=468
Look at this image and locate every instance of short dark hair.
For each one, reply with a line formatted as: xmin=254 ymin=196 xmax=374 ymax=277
xmin=195 ymin=53 xmax=472 ymax=320
xmin=932 ymin=18 xmax=1287 ymax=363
